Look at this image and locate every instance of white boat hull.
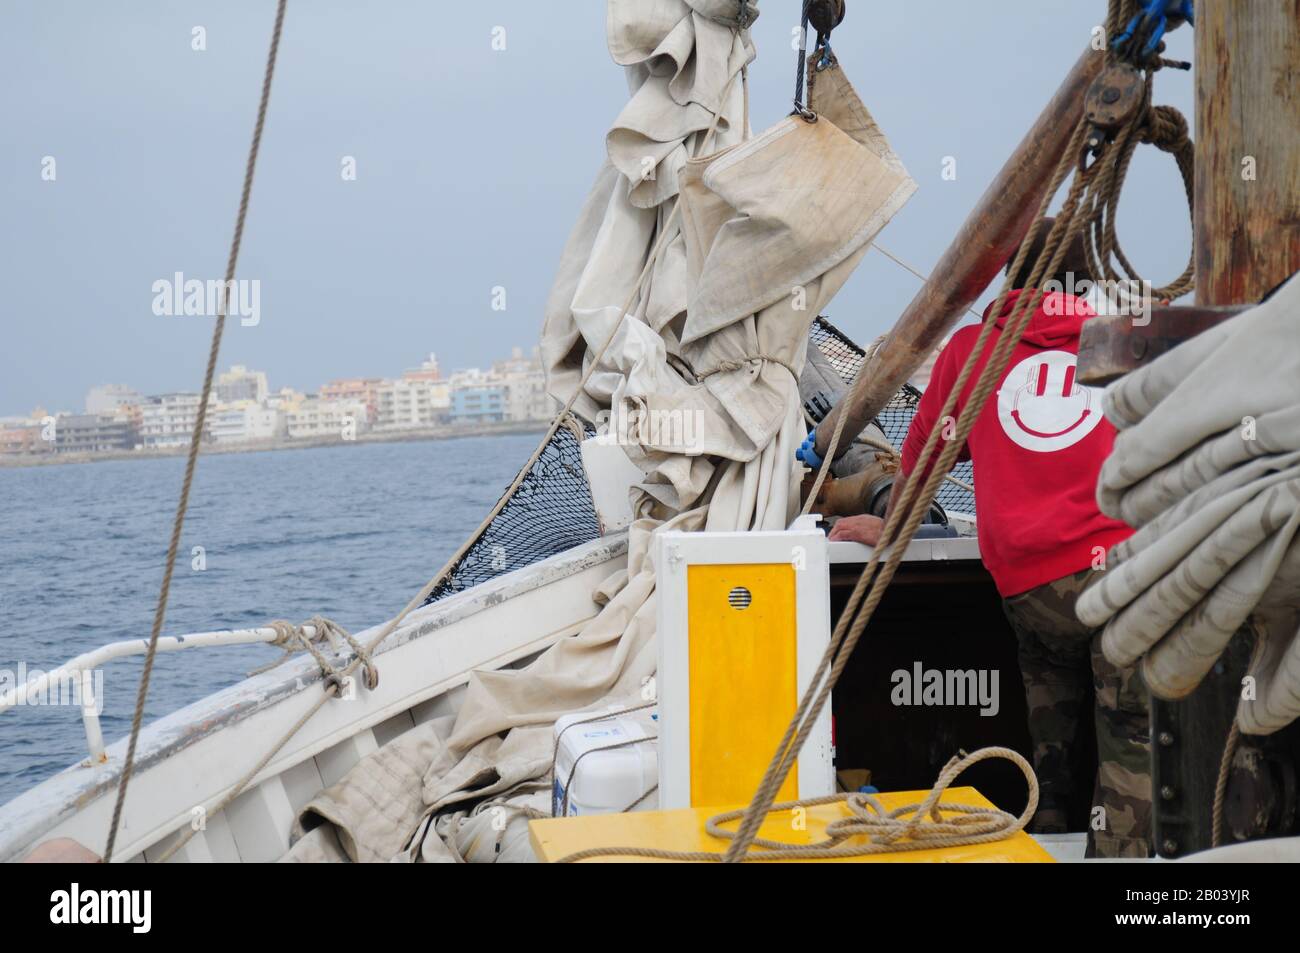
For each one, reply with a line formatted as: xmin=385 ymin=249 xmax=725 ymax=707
xmin=0 ymin=534 xmax=629 ymax=862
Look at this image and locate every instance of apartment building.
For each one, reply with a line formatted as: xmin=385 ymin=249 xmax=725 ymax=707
xmin=215 ymin=365 xmax=269 ymax=405
xmin=54 ymin=414 xmax=134 ymax=454
xmin=490 ymin=348 xmax=554 ymax=422
xmin=375 ymin=377 xmax=451 ymax=430
xmin=320 ymin=378 xmax=383 ymax=425
xmin=210 ymin=401 xmax=283 ymax=444
xmin=0 ymin=422 xmax=50 ymax=456
xmin=284 ymin=398 xmax=367 ymax=440
xmin=139 ymin=393 xmax=205 ymax=449
xmin=450 ymin=382 xmax=509 ymax=425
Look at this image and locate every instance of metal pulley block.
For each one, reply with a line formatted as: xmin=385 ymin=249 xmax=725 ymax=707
xmin=806 ymin=0 xmax=846 ymax=37
xmin=807 ymin=1 xmax=846 ymax=73
xmin=1082 ymin=63 xmax=1144 ymax=157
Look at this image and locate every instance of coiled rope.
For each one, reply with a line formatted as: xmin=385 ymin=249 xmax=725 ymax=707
xmin=1082 ymin=69 xmax=1195 ymax=301
xmin=556 ymin=747 xmax=1037 ymax=862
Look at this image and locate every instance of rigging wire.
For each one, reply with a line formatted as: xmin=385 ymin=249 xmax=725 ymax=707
xmin=103 ymin=0 xmax=289 ymax=863
xmin=870 ymin=242 xmax=986 ymax=322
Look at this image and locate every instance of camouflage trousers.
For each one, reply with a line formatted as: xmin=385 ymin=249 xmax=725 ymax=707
xmin=1002 ymin=568 xmax=1153 ymax=858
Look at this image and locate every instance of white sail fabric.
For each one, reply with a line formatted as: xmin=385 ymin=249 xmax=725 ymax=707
xmin=1077 ymin=273 xmax=1300 ymax=734
xmin=282 ymin=0 xmax=915 ymax=861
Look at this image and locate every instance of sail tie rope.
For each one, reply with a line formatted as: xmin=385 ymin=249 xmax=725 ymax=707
xmin=696 ymin=354 xmax=800 ymax=381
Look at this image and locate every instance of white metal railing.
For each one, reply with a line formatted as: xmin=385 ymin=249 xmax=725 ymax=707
xmin=0 ymin=625 xmax=327 ymax=763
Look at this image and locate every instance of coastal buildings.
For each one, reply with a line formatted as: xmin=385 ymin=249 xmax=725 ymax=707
xmin=374 ymin=354 xmax=452 ymax=430
xmin=54 ymin=414 xmax=134 ymax=454
xmin=320 ymin=378 xmax=383 ymax=425
xmin=284 ymin=398 xmax=367 ymax=440
xmin=215 ymin=365 xmax=269 ymax=405
xmin=3 ymin=347 xmax=553 ymax=461
xmin=139 ymin=393 xmax=204 ymax=449
xmin=402 ymin=353 xmax=442 ymax=383
xmin=376 ymin=377 xmax=451 ymax=430
xmin=494 ymin=347 xmax=555 ymax=423
xmin=451 ymin=381 xmax=508 ymax=425
xmin=210 ymin=401 xmax=282 ymax=444
xmin=0 ymin=417 xmax=50 ymax=456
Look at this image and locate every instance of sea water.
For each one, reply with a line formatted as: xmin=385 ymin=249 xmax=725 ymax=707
xmin=0 ymin=433 xmax=541 ymax=804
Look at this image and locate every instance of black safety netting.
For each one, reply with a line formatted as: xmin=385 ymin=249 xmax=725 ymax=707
xmin=426 ymin=319 xmax=974 ymax=603
xmin=424 ymin=422 xmax=601 ymax=604
xmin=809 ymin=317 xmax=976 ymax=516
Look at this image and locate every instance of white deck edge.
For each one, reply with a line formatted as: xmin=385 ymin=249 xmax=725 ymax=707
xmin=0 ymin=532 xmax=629 ymax=861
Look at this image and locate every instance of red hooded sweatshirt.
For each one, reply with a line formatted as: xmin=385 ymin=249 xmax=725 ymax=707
xmin=900 ymin=290 xmax=1133 ymax=597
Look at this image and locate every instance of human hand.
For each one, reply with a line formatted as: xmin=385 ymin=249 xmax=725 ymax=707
xmin=827 ymin=514 xmax=884 ymax=546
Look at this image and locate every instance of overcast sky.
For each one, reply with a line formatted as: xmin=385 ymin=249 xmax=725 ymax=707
xmin=0 ymin=1 xmax=1196 ymax=416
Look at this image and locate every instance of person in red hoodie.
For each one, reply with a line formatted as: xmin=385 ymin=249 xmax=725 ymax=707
xmin=828 ymin=221 xmax=1151 ymax=857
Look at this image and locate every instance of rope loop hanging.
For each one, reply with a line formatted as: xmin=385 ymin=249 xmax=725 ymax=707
xmin=1078 ymin=0 xmax=1195 ymax=302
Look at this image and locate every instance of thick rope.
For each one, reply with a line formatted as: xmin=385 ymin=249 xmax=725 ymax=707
xmin=1082 ymin=71 xmax=1195 ymax=301
xmin=1211 ymin=720 xmax=1240 ymax=849
xmin=251 ymin=616 xmax=379 ymax=690
xmin=151 ymin=44 xmax=750 ymax=864
xmin=723 ymin=2 xmax=1195 ymax=862
xmin=573 ymin=113 xmax=1097 ymax=862
xmin=555 ymin=746 xmax=1036 ymax=862
xmin=103 ymin=0 xmax=288 ymax=863
xmin=1210 ymin=626 xmax=1265 ymax=848
xmin=696 ymin=354 xmax=800 ymax=380
xmin=725 ymin=111 xmax=1106 ymax=862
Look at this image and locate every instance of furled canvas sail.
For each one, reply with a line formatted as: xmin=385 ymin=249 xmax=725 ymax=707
xmin=283 ymin=0 xmax=915 ymax=861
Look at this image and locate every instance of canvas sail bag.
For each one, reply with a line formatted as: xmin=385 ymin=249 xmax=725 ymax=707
xmin=635 ymin=54 xmax=916 ymax=468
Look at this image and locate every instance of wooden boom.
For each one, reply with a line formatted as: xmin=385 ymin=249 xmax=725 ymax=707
xmin=813 ymin=43 xmax=1106 ymax=462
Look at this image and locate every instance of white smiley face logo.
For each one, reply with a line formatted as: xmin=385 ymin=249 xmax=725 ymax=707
xmin=996 ymin=350 xmax=1104 ymax=453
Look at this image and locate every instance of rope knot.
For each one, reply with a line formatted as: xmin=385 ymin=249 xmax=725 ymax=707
xmin=1140 ymin=104 xmax=1189 ymax=152
xmin=258 ymin=615 xmax=379 ymax=693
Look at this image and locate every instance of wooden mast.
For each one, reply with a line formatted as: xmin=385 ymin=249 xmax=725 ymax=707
xmin=1150 ymin=0 xmax=1300 ymax=858
xmin=1194 ymin=0 xmax=1300 ymax=305
xmin=1078 ymin=1 xmax=1299 ymax=384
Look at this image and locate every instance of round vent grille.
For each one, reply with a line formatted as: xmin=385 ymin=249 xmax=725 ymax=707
xmin=727 ymin=586 xmax=752 ymax=610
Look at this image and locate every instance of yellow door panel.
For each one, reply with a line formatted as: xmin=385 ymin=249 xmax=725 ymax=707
xmin=686 ymin=563 xmax=798 ymax=807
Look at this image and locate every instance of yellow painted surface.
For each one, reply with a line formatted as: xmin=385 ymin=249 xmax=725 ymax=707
xmin=686 ymin=563 xmax=798 ymax=807
xmin=530 ymin=786 xmax=1055 ymax=863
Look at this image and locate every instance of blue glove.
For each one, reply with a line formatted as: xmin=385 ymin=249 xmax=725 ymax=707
xmin=796 ymin=429 xmax=824 ymax=470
